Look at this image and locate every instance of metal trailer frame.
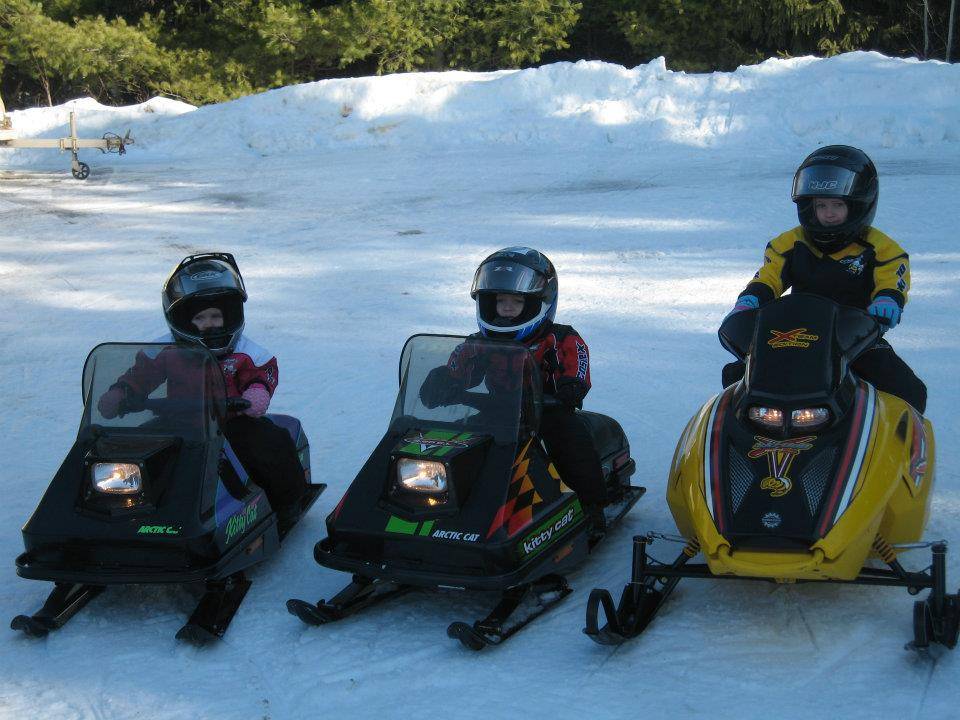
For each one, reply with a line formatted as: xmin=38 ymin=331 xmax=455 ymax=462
xmin=0 ymin=95 xmax=133 ymax=179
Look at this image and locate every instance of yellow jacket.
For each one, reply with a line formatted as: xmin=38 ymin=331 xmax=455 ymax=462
xmin=743 ymin=227 xmax=910 ymax=310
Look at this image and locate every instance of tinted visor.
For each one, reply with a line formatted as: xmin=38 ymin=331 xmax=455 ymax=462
xmin=471 ymin=261 xmax=546 ymax=296
xmin=792 ymin=166 xmax=858 ymax=199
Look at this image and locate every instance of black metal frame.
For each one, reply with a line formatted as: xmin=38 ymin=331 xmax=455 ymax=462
xmin=585 ymin=534 xmax=959 ymax=650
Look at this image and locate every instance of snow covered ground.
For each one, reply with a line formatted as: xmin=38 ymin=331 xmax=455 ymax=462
xmin=1 ymin=52 xmax=959 ymax=719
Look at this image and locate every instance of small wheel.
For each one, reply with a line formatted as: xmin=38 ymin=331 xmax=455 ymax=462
xmin=71 ymin=162 xmax=90 ymax=180
xmin=913 ymin=599 xmax=933 ymax=648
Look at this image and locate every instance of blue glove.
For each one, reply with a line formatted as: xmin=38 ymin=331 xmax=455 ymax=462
xmin=868 ymin=296 xmax=901 ymax=329
xmin=725 ymin=294 xmax=759 ymax=319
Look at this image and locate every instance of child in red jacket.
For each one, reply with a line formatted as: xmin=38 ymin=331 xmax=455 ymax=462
xmin=423 ymin=247 xmax=607 ymax=531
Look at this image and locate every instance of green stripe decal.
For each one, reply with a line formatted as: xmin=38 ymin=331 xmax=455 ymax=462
xmin=385 ymin=516 xmax=419 ymax=535
xmin=418 ymin=520 xmax=435 ymax=536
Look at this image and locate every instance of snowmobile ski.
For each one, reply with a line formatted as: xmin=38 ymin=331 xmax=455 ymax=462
xmin=286 ymin=575 xmax=411 ymax=626
xmin=447 ymin=574 xmax=571 ymax=651
xmin=10 ymin=582 xmax=105 ymax=638
xmin=176 ymin=573 xmax=252 ymax=645
xmin=583 ymin=534 xmax=693 ymax=645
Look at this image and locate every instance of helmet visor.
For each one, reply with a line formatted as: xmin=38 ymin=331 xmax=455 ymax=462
xmin=792 ymin=165 xmax=858 ymax=199
xmin=471 ymin=261 xmax=546 ymax=296
xmin=170 ymin=294 xmax=244 ymax=337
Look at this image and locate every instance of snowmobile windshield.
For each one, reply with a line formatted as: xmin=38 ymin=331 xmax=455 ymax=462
xmin=391 ymin=334 xmax=541 ymax=444
xmin=471 ymin=261 xmax=546 ymax=295
xmin=80 ymin=343 xmax=227 ymax=441
xmin=791 ymin=165 xmax=858 ymax=199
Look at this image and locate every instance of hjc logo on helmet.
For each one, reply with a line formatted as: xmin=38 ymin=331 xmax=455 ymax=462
xmin=190 ymin=270 xmax=222 ymax=281
xmin=809 ymin=180 xmax=839 ymax=191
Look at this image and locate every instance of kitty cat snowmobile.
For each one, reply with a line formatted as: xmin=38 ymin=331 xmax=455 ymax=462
xmin=585 ymin=293 xmax=958 ymax=650
xmin=287 ymin=334 xmax=644 ymax=650
xmin=12 ymin=342 xmax=324 ymax=644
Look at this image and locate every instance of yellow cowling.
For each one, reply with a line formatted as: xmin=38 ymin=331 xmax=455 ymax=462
xmin=666 ymin=387 xmax=935 ymax=582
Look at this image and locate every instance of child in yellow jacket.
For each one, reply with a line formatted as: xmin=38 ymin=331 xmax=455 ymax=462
xmin=723 ymin=145 xmax=926 ymax=413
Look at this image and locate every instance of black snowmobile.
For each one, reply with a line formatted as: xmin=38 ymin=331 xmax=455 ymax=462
xmin=287 ymin=334 xmax=644 ymax=649
xmin=584 ymin=294 xmax=957 ymax=650
xmin=12 ymin=342 xmax=324 ymax=644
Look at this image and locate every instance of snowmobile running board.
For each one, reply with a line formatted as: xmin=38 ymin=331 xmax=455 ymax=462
xmin=584 ymin=535 xmax=960 ymax=650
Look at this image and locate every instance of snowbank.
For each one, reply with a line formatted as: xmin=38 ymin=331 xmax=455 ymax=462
xmin=3 ymin=52 xmax=960 ymax=168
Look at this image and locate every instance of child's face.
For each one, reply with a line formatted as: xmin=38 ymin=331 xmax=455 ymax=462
xmin=496 ymin=293 xmax=525 ymax=320
xmin=814 ymin=198 xmax=848 ymax=226
xmin=191 ymin=307 xmax=224 ymax=332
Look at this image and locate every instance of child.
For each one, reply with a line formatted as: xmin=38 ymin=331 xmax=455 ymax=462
xmin=97 ymin=252 xmax=307 ymax=526
xmin=424 ymin=247 xmax=608 ymax=531
xmin=723 ymin=145 xmax=927 ymax=413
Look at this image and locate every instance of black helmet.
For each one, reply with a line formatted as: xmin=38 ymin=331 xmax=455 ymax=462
xmin=471 ymin=247 xmax=558 ymax=340
xmin=791 ymin=145 xmax=878 ymax=253
xmin=162 ymin=252 xmax=247 ymax=354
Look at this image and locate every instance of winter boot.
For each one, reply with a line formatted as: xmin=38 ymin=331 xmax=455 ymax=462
xmin=583 ymin=503 xmax=607 ymax=542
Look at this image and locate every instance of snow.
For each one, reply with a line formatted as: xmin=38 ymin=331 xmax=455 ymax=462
xmin=1 ymin=52 xmax=959 ymax=719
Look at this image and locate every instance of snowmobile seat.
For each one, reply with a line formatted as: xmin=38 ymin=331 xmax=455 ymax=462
xmin=266 ymin=414 xmax=302 ymax=445
xmin=577 ymin=410 xmax=625 ymax=461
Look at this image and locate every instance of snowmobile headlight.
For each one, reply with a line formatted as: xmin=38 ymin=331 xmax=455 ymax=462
xmin=92 ymin=463 xmax=142 ymax=494
xmin=396 ymin=459 xmax=447 ymax=494
xmin=791 ymin=407 xmax=830 ymax=429
xmin=748 ymin=406 xmax=784 ymax=428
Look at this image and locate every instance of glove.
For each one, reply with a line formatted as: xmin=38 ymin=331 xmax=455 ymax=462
xmin=726 ymin=294 xmax=759 ymax=318
xmin=555 ymin=378 xmax=588 ymax=409
xmin=97 ymin=387 xmax=125 ymax=419
xmin=868 ymin=296 xmax=901 ymax=329
xmin=419 ymin=366 xmax=462 ymax=409
xmin=539 ymin=334 xmax=560 ymax=374
xmin=241 ymin=384 xmax=271 ymax=417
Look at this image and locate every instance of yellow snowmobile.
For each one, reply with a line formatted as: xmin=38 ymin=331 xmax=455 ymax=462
xmin=584 ymin=293 xmax=958 ymax=650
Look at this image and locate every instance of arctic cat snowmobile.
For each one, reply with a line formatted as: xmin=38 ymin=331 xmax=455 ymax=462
xmin=585 ymin=293 xmax=958 ymax=650
xmin=287 ymin=334 xmax=644 ymax=650
xmin=12 ymin=342 xmax=324 ymax=644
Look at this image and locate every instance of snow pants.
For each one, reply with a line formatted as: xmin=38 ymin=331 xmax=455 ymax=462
xmin=721 ymin=338 xmax=927 ymax=414
xmin=539 ymin=407 xmax=608 ymax=507
xmin=224 ymin=415 xmax=307 ymax=510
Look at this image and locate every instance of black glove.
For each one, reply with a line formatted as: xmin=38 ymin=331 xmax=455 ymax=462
xmin=419 ymin=366 xmax=463 ymax=409
xmin=554 ymin=378 xmax=588 ymax=409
